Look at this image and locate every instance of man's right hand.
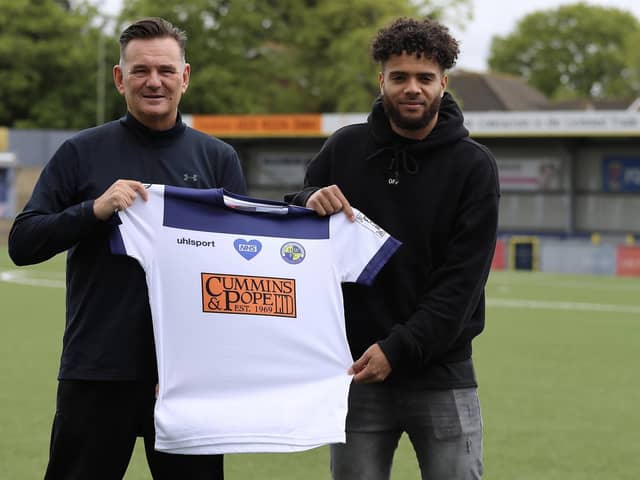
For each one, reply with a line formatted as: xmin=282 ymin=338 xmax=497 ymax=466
xmin=306 ymin=185 xmax=355 ymax=221
xmin=93 ymin=180 xmax=149 ymax=221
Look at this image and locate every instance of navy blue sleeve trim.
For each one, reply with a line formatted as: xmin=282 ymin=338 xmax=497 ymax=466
xmin=356 ymin=237 xmax=401 ymax=286
xmin=109 ymin=226 xmax=127 ymax=255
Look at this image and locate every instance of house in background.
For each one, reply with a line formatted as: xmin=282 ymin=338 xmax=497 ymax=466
xmin=448 ymin=70 xmax=550 ymax=111
xmin=448 ymin=69 xmax=640 ymax=112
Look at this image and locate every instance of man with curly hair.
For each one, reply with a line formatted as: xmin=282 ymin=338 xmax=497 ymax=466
xmin=286 ymin=17 xmax=499 ymax=479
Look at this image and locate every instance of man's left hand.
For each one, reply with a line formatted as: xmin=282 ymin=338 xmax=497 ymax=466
xmin=349 ymin=344 xmax=392 ymax=383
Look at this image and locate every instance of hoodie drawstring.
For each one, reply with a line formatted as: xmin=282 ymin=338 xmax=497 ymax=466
xmin=386 ymin=148 xmax=418 ymax=186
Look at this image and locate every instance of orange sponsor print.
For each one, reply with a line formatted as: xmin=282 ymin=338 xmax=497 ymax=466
xmin=201 ymin=273 xmax=297 ymax=317
xmin=191 ymin=114 xmax=322 ymax=137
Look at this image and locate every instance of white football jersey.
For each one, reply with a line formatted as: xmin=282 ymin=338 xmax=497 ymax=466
xmin=110 ymin=184 xmax=400 ymax=454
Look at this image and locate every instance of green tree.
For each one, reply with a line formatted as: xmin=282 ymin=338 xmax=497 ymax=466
xmin=0 ymin=0 xmax=109 ymax=128
xmin=622 ymin=29 xmax=640 ymax=97
xmin=117 ymin=0 xmax=471 ymax=114
xmin=0 ymin=0 xmax=471 ymax=127
xmin=488 ymin=3 xmax=640 ymax=100
xmin=283 ymin=0 xmax=422 ymax=112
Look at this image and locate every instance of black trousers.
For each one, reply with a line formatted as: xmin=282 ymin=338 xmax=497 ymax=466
xmin=44 ymin=380 xmax=223 ymax=480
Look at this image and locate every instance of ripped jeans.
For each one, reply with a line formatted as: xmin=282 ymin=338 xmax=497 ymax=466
xmin=330 ymin=384 xmax=483 ymax=480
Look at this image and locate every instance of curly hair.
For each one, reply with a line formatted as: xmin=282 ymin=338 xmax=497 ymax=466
xmin=371 ymin=17 xmax=459 ymax=71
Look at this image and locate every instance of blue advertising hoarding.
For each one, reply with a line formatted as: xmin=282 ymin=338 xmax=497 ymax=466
xmin=0 ymin=151 xmax=16 ymax=218
xmin=602 ymin=156 xmax=640 ymax=192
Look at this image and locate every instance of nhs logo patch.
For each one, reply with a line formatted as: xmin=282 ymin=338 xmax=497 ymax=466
xmin=234 ymin=239 xmax=262 ymax=260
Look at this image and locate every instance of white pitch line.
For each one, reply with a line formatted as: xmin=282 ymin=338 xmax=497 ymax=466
xmin=2 ymin=269 xmax=639 ymax=315
xmin=488 ymin=298 xmax=640 ymax=315
xmin=490 ymin=278 xmax=639 ymax=292
xmin=0 ymin=270 xmax=65 ymax=288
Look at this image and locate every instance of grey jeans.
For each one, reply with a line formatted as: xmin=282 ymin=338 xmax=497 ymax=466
xmin=330 ymin=384 xmax=483 ymax=480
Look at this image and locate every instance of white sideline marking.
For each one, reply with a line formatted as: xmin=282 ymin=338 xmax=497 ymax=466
xmin=0 ymin=270 xmax=65 ymax=288
xmin=488 ymin=298 xmax=640 ymax=315
xmin=2 ymin=269 xmax=639 ymax=315
xmin=490 ymin=275 xmax=639 ymax=292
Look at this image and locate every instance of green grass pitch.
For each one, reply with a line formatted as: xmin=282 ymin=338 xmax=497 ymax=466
xmin=1 ymin=248 xmax=639 ymax=479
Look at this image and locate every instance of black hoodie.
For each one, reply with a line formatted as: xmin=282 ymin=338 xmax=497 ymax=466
xmin=287 ymin=93 xmax=500 ymax=388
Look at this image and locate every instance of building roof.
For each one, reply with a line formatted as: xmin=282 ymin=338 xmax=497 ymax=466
xmin=448 ymin=70 xmax=550 ymax=111
xmin=448 ymin=70 xmax=640 ymax=112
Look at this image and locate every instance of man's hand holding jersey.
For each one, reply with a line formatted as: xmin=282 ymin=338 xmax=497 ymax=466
xmin=306 ymin=184 xmax=355 ymax=222
xmin=93 ymin=180 xmax=149 ymax=220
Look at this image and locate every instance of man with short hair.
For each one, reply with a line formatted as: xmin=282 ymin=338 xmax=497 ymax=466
xmin=9 ymin=17 xmax=245 ymax=479
xmin=287 ymin=17 xmax=499 ymax=480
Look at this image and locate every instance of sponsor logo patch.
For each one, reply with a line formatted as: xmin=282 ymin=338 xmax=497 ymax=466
xmin=201 ymin=273 xmax=296 ymax=317
xmin=355 ymin=212 xmax=386 ymax=238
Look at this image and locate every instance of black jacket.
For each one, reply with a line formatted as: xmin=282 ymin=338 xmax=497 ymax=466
xmin=287 ymin=94 xmax=499 ymax=387
xmin=9 ymin=113 xmax=246 ymax=381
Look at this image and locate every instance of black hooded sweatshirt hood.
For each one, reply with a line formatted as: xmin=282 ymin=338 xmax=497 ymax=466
xmin=369 ymin=92 xmax=469 ymax=148
xmin=366 ymin=92 xmax=470 ymax=186
xmin=288 ymin=93 xmax=499 ymax=387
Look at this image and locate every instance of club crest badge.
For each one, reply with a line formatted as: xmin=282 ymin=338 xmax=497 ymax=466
xmin=280 ymin=242 xmax=306 ymax=265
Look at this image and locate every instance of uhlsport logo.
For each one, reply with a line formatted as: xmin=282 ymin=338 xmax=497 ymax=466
xmin=201 ymin=273 xmax=296 ymax=317
xmin=234 ymin=239 xmax=262 ymax=260
xmin=176 ymin=237 xmax=215 ymax=248
xmin=280 ymin=242 xmax=306 ymax=265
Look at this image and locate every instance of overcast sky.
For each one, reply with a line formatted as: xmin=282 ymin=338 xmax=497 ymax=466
xmin=101 ymin=0 xmax=640 ymax=72
xmin=449 ymin=0 xmax=640 ymax=71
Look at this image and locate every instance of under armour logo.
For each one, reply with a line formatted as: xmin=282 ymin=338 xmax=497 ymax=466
xmin=184 ymin=173 xmax=199 ymax=182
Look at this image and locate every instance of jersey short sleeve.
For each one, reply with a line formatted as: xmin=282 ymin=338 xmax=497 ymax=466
xmin=109 ymin=184 xmax=164 ymax=271
xmin=329 ymin=209 xmax=401 ymax=286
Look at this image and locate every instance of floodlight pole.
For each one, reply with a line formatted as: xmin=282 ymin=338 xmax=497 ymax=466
xmin=97 ymin=28 xmax=105 ymax=125
xmin=96 ymin=14 xmax=114 ymax=126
